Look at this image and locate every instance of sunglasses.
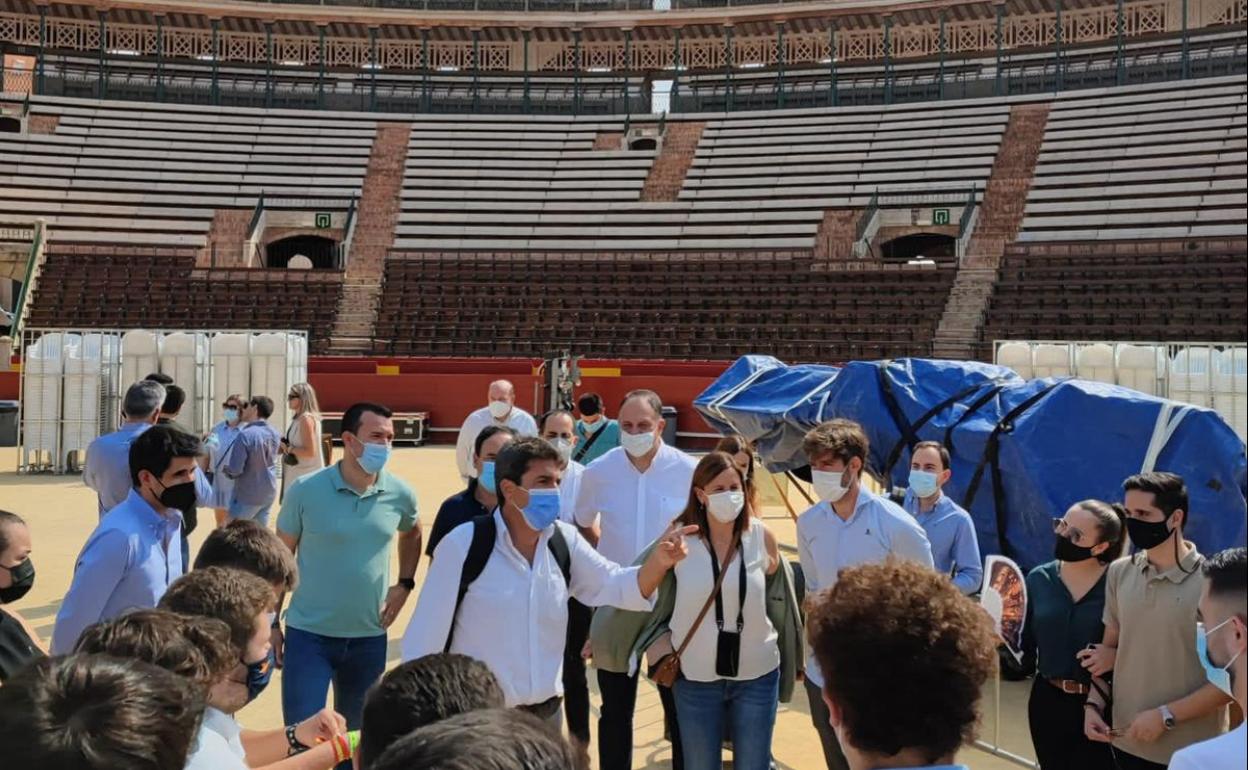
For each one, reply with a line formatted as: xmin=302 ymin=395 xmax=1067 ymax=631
xmin=223 ymin=402 xmax=241 ymax=409
xmin=1052 ymin=518 xmax=1087 ymax=543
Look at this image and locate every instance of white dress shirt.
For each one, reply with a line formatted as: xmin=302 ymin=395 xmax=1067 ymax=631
xmin=183 ymin=707 xmax=247 ymax=770
xmin=573 ymin=444 xmax=697 ymax=566
xmin=796 ymin=487 xmax=934 ymax=688
xmin=454 ymin=406 xmax=539 ymax=481
xmin=558 ymin=459 xmax=585 ymax=524
xmin=1169 ymin=722 xmax=1245 ymax=770
xmin=671 ymin=518 xmax=780 ymax=683
xmin=401 ymin=512 xmax=655 ymax=707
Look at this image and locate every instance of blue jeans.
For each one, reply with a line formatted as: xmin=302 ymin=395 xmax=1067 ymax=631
xmin=281 ymin=626 xmax=387 ymax=732
xmin=228 ymin=499 xmax=272 ymax=528
xmin=673 ymin=667 xmax=780 ymax=770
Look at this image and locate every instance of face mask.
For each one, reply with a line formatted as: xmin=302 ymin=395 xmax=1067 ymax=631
xmin=223 ymin=408 xmax=239 ymax=423
xmin=706 ymin=491 xmax=745 ymax=523
xmin=244 ymin=648 xmax=276 ymax=703
xmin=155 ymin=478 xmax=198 ymax=515
xmin=0 ymin=559 xmax=35 ymax=604
xmin=1198 ymin=619 xmax=1242 ymax=697
xmin=478 ymin=461 xmax=497 ymax=494
xmin=1125 ymin=515 xmax=1175 ymax=551
xmin=621 ymin=430 xmax=656 ymax=458
xmin=908 ymin=469 xmax=941 ymax=498
xmin=517 ymin=488 xmax=561 ymax=532
xmin=488 ymin=400 xmax=511 ymax=420
xmin=812 ymin=468 xmax=851 ymax=503
xmin=551 ymin=438 xmax=573 ymax=462
xmin=355 ymin=440 xmax=391 ymax=475
xmin=581 ymin=417 xmax=602 ymax=432
xmin=1054 ymin=535 xmax=1097 ymax=563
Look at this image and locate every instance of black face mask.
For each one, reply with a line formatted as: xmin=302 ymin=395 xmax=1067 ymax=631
xmin=1054 ymin=536 xmax=1097 ymax=563
xmin=155 ymin=478 xmax=198 ymax=516
xmin=1126 ymin=516 xmax=1175 ymax=551
xmin=0 ymin=558 xmax=35 ymax=604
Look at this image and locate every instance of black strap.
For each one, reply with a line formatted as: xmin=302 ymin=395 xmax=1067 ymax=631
xmin=881 ymin=376 xmax=1014 ymax=480
xmin=572 ymin=421 xmax=607 ymax=464
xmin=875 ymin=362 xmax=922 ymax=470
xmin=445 ymin=514 xmax=572 ymax=653
xmin=943 ymin=384 xmax=1009 ymax=458
xmin=708 ymin=537 xmax=747 ymax=634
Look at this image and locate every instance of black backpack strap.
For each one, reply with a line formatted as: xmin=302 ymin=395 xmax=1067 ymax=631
xmin=547 ymin=525 xmax=572 ymax=588
xmin=572 ymin=422 xmax=607 ymax=464
xmin=445 ymin=514 xmax=498 ymax=653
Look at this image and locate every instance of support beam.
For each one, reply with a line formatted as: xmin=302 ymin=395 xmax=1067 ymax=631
xmin=1115 ymin=0 xmax=1125 ymax=85
xmin=317 ymin=24 xmax=327 ymax=109
xmin=97 ymin=10 xmax=106 ymax=99
xmin=995 ymin=3 xmax=1004 ymax=96
xmin=939 ymin=9 xmax=947 ymax=100
xmin=621 ymin=28 xmax=632 ymax=114
xmin=471 ymin=29 xmax=481 ymax=113
xmin=36 ymin=5 xmax=46 ymax=94
xmin=264 ymin=22 xmax=274 ymax=108
xmin=1054 ymin=0 xmax=1064 ymax=91
xmin=1181 ymin=0 xmax=1190 ymax=78
xmin=522 ymin=29 xmax=531 ymax=114
xmin=368 ymin=26 xmax=378 ymax=111
xmin=775 ymin=21 xmax=786 ymax=109
xmin=155 ymin=15 xmax=165 ymax=101
xmin=671 ymin=28 xmax=682 ymax=109
xmin=724 ymin=26 xmax=735 ymax=112
xmin=883 ymin=15 xmax=893 ymax=104
xmin=210 ymin=18 xmax=220 ymax=105
xmin=827 ymin=22 xmax=837 ymax=107
xmin=421 ymin=28 xmax=430 ymax=112
xmin=573 ymin=29 xmax=582 ymax=116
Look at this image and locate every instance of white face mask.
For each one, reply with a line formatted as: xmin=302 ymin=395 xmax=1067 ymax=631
xmin=488 ymin=400 xmax=511 ymax=420
xmin=621 ymin=430 xmax=656 ymax=458
xmin=551 ymin=437 xmax=573 ymax=462
xmin=706 ymin=490 xmax=745 ymax=523
xmin=812 ymin=468 xmax=852 ymax=503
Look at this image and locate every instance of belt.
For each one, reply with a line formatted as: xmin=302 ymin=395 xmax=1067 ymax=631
xmin=1047 ymin=677 xmax=1090 ymax=695
xmin=518 ymin=695 xmax=563 ymax=720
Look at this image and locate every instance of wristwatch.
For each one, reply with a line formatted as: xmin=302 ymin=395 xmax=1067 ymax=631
xmin=397 ymin=577 xmax=416 ymax=591
xmin=1159 ymin=704 xmax=1177 ymax=730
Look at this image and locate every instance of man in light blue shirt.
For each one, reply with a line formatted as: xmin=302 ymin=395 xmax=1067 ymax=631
xmin=902 ymin=440 xmax=983 ymax=595
xmin=223 ymin=395 xmax=281 ymax=527
xmin=573 ymin=392 xmax=621 ymax=466
xmin=83 ymin=380 xmax=165 ymax=517
xmin=796 ymin=419 xmax=934 ymax=770
xmin=52 ymin=425 xmax=202 ymax=654
xmin=276 ymin=401 xmax=422 ymax=734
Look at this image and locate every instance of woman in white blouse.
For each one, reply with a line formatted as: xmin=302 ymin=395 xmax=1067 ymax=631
xmin=281 ymin=382 xmax=325 ymax=494
xmin=669 ymin=451 xmax=780 ymax=770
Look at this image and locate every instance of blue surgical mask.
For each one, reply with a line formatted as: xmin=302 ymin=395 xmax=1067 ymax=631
xmin=909 ymin=469 xmax=941 ymax=498
xmin=519 ymin=488 xmax=561 ymax=532
xmin=223 ymin=408 xmax=239 ymax=423
xmin=245 ymin=648 xmax=276 ymax=703
xmin=357 ymin=440 xmax=391 ymax=475
xmin=1198 ymin=618 xmax=1242 ymax=697
xmin=478 ymin=461 xmax=496 ymax=494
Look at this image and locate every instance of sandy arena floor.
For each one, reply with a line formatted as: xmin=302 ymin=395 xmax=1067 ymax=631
xmin=0 ymin=445 xmax=1037 ymax=769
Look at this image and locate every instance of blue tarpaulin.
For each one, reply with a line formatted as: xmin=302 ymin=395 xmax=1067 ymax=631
xmin=694 ymin=357 xmax=1248 ymax=570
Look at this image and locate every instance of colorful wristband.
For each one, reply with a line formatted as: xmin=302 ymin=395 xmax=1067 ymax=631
xmin=331 ymin=733 xmax=351 ymax=764
xmin=347 ymin=730 xmax=361 ymax=754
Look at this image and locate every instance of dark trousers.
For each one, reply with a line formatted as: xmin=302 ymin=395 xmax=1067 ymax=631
xmin=1027 ymin=678 xmax=1114 ymax=770
xmin=1108 ymin=749 xmax=1167 ymax=770
xmin=803 ymin=678 xmax=850 ymax=770
xmin=597 ymin=668 xmax=683 ymax=770
xmin=562 ymin=598 xmax=592 ymax=744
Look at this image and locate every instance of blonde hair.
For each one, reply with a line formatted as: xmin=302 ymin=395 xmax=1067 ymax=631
xmin=289 ymin=382 xmax=321 ymax=418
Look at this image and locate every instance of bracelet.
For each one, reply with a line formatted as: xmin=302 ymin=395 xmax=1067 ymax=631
xmin=285 ymin=724 xmax=309 ymax=756
xmin=347 ymin=730 xmax=361 ymax=754
xmin=331 ymin=733 xmax=352 ymax=764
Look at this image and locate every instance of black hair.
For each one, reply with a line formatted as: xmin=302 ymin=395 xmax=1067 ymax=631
xmin=161 ymin=385 xmax=186 ymax=417
xmin=1123 ymin=471 xmax=1190 ymax=528
xmin=0 ymin=654 xmax=205 ymax=770
xmin=474 ymin=425 xmax=519 ymax=459
xmin=538 ymin=409 xmax=575 ymax=434
xmin=144 ymin=372 xmax=174 ymax=386
xmin=370 ymin=708 xmax=578 ymax=770
xmin=359 ymin=654 xmax=506 ymax=768
xmin=0 ymin=509 xmax=25 ymax=554
xmin=342 ymin=402 xmax=393 ymax=438
xmin=1204 ymin=547 xmax=1247 ymax=618
xmin=249 ymin=395 xmax=274 ymax=420
xmin=911 ymin=440 xmax=951 ymax=471
xmin=576 ymin=393 xmax=603 ymax=417
xmin=128 ymin=425 xmax=202 ymax=487
xmin=493 ymin=437 xmax=560 ymax=500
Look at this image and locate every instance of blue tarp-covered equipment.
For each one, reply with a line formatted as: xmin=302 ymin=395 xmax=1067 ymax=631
xmin=694 ymin=357 xmax=1248 ymax=570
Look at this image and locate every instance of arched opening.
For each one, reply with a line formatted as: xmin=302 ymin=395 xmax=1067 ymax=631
xmin=629 ymin=136 xmax=658 ymax=151
xmin=265 ymin=235 xmax=338 ymax=269
xmin=0 ymin=117 xmax=20 ymax=133
xmin=879 ymin=232 xmax=957 ymax=262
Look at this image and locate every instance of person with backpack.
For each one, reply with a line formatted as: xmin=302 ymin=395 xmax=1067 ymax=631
xmin=400 ymin=436 xmax=697 ymax=730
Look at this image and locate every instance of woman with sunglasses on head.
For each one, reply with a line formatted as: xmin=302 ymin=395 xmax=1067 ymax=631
xmin=205 ymin=395 xmax=245 ymax=528
xmin=1022 ymin=499 xmax=1127 ymax=770
xmin=713 ymin=435 xmax=761 ymax=518
xmin=281 ymin=383 xmax=325 ymax=495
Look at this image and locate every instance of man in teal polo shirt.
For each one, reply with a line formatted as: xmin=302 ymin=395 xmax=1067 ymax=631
xmin=276 ymin=401 xmax=421 ymax=740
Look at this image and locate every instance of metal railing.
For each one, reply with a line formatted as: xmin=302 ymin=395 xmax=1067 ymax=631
xmin=339 ymin=195 xmax=359 ymax=270
xmin=956 ymin=184 xmax=979 ymax=261
xmin=10 ymin=220 xmax=46 ymax=345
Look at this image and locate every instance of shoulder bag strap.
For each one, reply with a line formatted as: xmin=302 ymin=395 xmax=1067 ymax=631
xmin=671 ymin=532 xmax=741 ymax=662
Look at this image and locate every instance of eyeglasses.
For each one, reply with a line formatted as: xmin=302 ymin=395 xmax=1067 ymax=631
xmin=223 ymin=402 xmax=240 ymax=409
xmin=1052 ymin=518 xmax=1086 ymax=543
xmin=287 ymin=394 xmax=299 ymax=400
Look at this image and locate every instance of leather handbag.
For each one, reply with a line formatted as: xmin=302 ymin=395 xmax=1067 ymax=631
xmin=648 ymin=533 xmax=740 ymax=688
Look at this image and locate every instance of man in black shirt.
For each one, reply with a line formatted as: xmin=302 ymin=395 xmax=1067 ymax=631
xmin=425 ymin=425 xmax=517 ymax=558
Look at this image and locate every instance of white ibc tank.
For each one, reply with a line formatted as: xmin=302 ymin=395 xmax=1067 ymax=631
xmin=251 ymin=333 xmax=295 ymax=434
xmin=1033 ymin=344 xmax=1073 ymax=379
xmin=997 ymin=342 xmax=1035 ymax=379
xmin=1213 ymin=348 xmax=1247 ymax=442
xmin=24 ymin=333 xmax=76 ymax=454
xmin=1075 ymin=343 xmax=1115 ymax=385
xmin=121 ymin=330 xmax=160 ymax=390
xmin=1171 ymin=347 xmax=1213 ymax=408
xmin=1116 ymin=345 xmax=1163 ymax=396
xmin=211 ymin=334 xmax=252 ymax=421
xmin=160 ymin=332 xmax=207 ymax=433
xmin=63 ymin=333 xmax=108 ymax=454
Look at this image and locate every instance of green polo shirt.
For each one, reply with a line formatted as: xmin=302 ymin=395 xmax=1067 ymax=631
xmin=277 ymin=463 xmax=418 ymax=638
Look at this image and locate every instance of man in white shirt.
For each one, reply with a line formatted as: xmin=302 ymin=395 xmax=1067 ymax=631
xmin=454 ymin=380 xmax=538 ymax=482
xmin=402 ymin=436 xmax=695 ymax=732
xmin=573 ymin=389 xmax=697 ymax=770
xmin=1170 ymin=547 xmax=1246 ymax=770
xmin=796 ymin=419 xmax=935 ymax=770
xmin=539 ymin=407 xmax=590 ymax=747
